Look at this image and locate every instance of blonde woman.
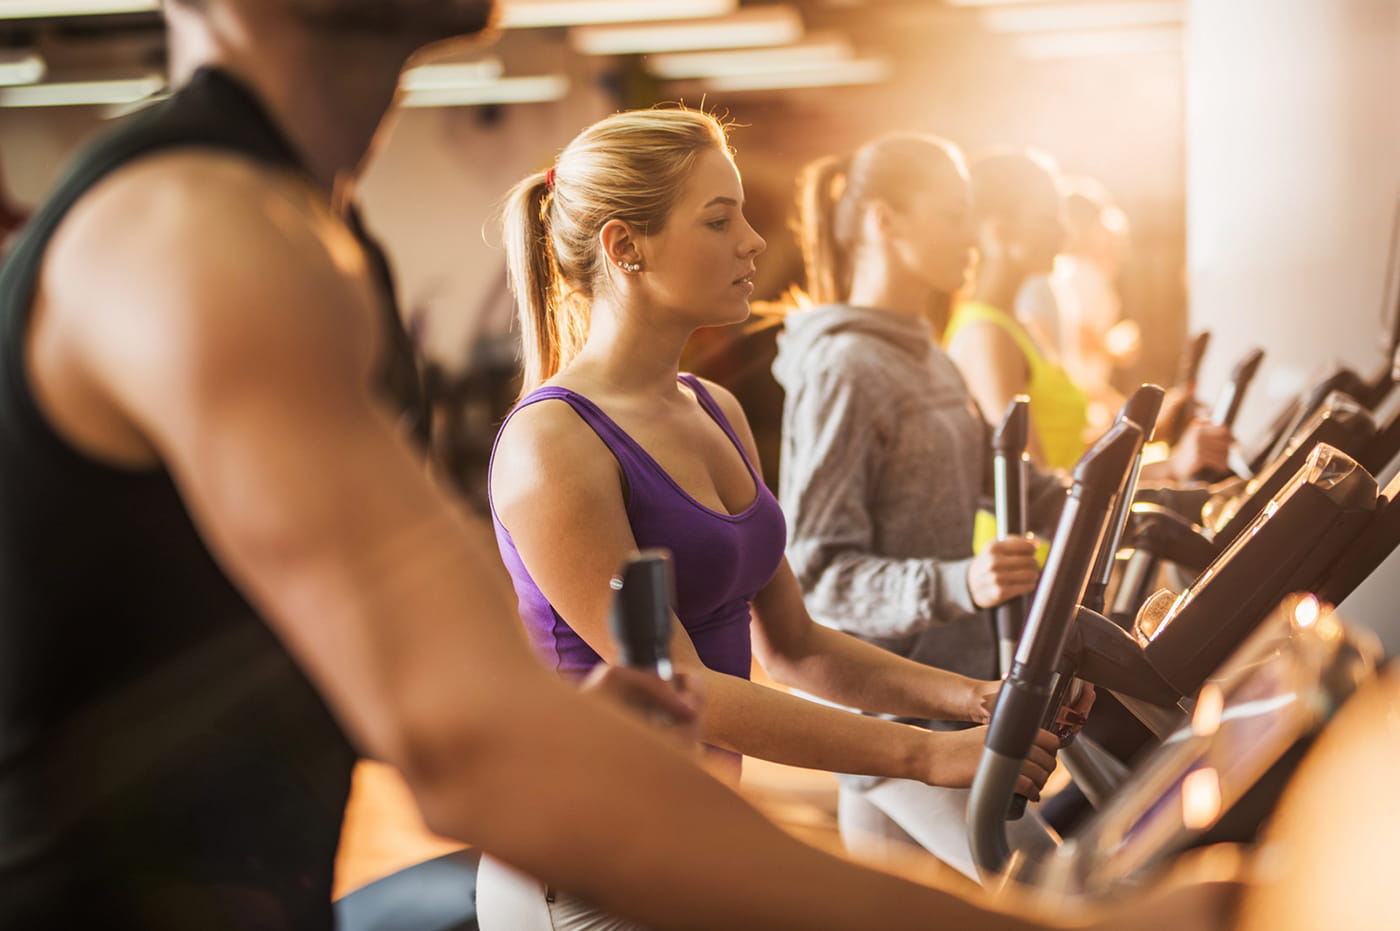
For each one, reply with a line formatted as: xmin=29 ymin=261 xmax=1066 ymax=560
xmin=481 ymin=109 xmax=1061 ymax=930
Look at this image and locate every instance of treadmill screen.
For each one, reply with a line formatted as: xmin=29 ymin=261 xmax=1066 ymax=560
xmin=1078 ymin=640 xmax=1313 ymax=883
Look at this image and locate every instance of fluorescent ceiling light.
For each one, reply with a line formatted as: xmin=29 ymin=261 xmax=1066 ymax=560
xmin=686 ymin=58 xmax=891 ymax=93
xmin=0 ymin=0 xmax=156 ymax=17
xmin=647 ymin=34 xmax=851 ymax=80
xmin=398 ymin=74 xmax=568 ymax=107
xmin=981 ymin=1 xmax=1183 ymax=32
xmin=500 ymin=0 xmax=736 ymax=28
xmin=0 ymin=52 xmax=45 ymax=86
xmin=572 ymin=5 xmax=803 ymax=55
xmin=1013 ymin=27 xmax=1181 ymax=58
xmin=945 ymin=0 xmax=1079 ymax=6
xmin=0 ymin=75 xmax=165 ymax=107
xmin=400 ymin=59 xmax=504 ymax=91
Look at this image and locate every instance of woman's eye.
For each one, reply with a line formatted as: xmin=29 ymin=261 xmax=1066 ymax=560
xmin=708 ymin=218 xmax=731 ymax=230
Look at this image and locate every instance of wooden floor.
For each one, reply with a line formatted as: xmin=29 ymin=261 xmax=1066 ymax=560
xmin=333 ymin=755 xmax=842 ymax=900
xmin=333 ymin=662 xmax=843 ymax=899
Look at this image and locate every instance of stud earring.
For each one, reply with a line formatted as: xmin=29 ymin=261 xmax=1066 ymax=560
xmin=616 ymin=260 xmax=642 ymax=273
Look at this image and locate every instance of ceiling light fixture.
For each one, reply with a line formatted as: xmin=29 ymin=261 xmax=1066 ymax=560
xmin=571 ymin=5 xmax=803 ymax=56
xmin=400 ymin=59 xmax=505 ymax=91
xmin=500 ymin=0 xmax=736 ymax=28
xmin=0 ymin=0 xmax=156 ymax=18
xmin=980 ymin=1 xmax=1183 ymax=33
xmin=0 ymin=52 xmax=46 ymax=86
xmin=646 ymin=34 xmax=851 ymax=80
xmin=398 ymin=74 xmax=569 ymax=108
xmin=0 ymin=75 xmax=165 ymax=107
xmin=945 ymin=0 xmax=1080 ymax=6
xmin=682 ymin=58 xmax=891 ymax=93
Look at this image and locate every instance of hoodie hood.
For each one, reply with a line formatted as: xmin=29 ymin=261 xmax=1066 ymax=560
xmin=772 ymin=303 xmax=933 ymax=390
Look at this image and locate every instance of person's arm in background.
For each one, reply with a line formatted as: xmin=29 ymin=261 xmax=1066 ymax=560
xmin=781 ymin=368 xmax=1035 ymax=642
xmin=32 ymin=151 xmax=1063 ymax=931
xmin=1139 ymin=419 xmax=1233 ymax=483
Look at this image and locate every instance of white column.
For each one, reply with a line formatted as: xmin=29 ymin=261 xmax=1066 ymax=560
xmin=1186 ymin=0 xmax=1400 ymax=650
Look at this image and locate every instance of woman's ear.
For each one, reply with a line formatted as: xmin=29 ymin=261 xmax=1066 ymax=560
xmin=861 ymin=199 xmax=895 ymax=241
xmin=600 ymin=219 xmax=643 ymax=273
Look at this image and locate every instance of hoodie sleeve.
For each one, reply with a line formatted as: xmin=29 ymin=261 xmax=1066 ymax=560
xmin=780 ymin=367 xmax=978 ymax=639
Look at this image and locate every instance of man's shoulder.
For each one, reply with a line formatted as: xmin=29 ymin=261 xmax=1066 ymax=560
xmin=48 ymin=149 xmax=355 ymax=308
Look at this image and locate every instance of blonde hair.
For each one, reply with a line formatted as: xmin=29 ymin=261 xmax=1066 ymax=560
xmin=792 ymin=133 xmax=967 ymax=306
xmin=501 ymin=106 xmax=732 ymax=396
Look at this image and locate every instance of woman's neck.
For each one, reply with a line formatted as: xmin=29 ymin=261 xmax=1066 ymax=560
xmin=846 ymin=257 xmax=931 ymax=318
xmin=563 ymin=300 xmax=692 ymax=398
xmin=970 ymin=260 xmax=1025 ymax=312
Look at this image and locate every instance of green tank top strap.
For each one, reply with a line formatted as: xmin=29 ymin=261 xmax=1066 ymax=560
xmin=945 ymin=301 xmax=1045 ymax=376
xmin=946 ymin=301 xmax=1089 ymax=472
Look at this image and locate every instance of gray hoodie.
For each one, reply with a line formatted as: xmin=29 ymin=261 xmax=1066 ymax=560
xmin=773 ymin=303 xmax=1065 ymax=694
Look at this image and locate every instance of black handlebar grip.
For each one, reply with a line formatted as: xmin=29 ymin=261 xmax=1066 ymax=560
xmin=992 ymin=397 xmax=1032 ymax=676
xmin=1118 ymin=383 xmax=1166 ymax=439
xmin=1211 ymin=347 xmax=1265 ymax=429
xmin=609 ymin=550 xmax=675 ymax=680
xmin=1177 ymin=331 xmax=1211 ymax=389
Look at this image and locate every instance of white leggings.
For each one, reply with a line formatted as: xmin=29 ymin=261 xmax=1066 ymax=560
xmin=838 ymin=780 xmax=1058 ymax=883
xmin=475 ymin=855 xmax=652 ymax=931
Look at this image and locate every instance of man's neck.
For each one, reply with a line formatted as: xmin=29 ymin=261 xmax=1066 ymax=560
xmin=167 ymin=8 xmax=409 ymax=194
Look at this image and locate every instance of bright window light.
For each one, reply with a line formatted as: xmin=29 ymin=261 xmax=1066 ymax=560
xmin=501 ymin=0 xmax=736 ymax=28
xmin=0 ymin=75 xmax=165 ymax=108
xmin=646 ymin=34 xmax=851 ymax=80
xmin=572 ymin=6 xmax=803 ymax=56
xmin=398 ymin=74 xmax=569 ymax=108
xmin=0 ymin=0 xmax=156 ymax=18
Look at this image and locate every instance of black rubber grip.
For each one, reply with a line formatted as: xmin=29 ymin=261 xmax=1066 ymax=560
xmin=609 ymin=550 xmax=674 ymax=675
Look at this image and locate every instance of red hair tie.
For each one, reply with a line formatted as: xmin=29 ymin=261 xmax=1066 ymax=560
xmin=544 ymin=166 xmax=556 ymax=190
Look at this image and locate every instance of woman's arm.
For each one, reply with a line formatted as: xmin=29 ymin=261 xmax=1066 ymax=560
xmin=778 ymin=369 xmax=982 ymax=637
xmin=752 ymin=559 xmax=999 ymax=723
xmin=491 ymin=394 xmax=1052 ymax=795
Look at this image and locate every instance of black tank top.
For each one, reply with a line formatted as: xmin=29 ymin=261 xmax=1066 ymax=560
xmin=0 ymin=68 xmax=370 ymax=929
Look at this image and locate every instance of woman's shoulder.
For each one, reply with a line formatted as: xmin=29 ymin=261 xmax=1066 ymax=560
xmin=493 ymin=392 xmax=614 ymax=484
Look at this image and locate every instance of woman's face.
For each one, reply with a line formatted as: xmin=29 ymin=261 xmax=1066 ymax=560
xmin=637 ymin=146 xmax=767 ymax=328
xmin=887 ymin=161 xmax=976 ymax=294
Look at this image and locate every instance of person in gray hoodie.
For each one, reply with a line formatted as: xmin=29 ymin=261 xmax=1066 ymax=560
xmin=772 ymin=134 xmax=1073 ymax=881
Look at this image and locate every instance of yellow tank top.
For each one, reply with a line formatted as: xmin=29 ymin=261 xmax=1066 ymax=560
xmin=945 ymin=301 xmax=1089 ymax=473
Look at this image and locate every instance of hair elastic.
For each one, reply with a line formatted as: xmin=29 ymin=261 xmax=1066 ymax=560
xmin=544 ymin=166 xmax=556 ymax=190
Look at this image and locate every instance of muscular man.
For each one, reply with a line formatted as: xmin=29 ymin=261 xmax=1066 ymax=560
xmin=0 ymin=1 xmax=1235 ymax=928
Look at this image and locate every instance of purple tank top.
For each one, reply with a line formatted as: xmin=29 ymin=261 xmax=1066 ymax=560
xmin=490 ymin=374 xmax=786 ymax=682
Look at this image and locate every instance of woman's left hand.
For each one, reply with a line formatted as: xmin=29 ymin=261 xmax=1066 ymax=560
xmin=967 ymin=678 xmax=1002 ymax=724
